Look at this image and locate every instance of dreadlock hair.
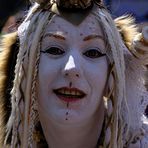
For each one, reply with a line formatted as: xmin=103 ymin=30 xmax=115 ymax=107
xmin=4 ymin=2 xmax=139 ymax=148
xmin=92 ymin=8 xmax=129 ymax=148
xmin=4 ymin=3 xmax=55 ymax=147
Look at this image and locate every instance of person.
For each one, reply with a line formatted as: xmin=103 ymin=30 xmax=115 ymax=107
xmin=0 ymin=0 xmax=148 ymax=147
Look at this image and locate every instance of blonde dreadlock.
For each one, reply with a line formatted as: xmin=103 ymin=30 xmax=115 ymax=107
xmin=92 ymin=8 xmax=130 ymax=148
xmin=4 ymin=4 xmax=55 ymax=147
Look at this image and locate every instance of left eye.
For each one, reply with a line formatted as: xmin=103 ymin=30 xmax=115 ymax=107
xmin=83 ymin=49 xmax=105 ymax=58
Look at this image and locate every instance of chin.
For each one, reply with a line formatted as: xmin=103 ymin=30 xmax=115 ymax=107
xmin=52 ymin=108 xmax=89 ymax=125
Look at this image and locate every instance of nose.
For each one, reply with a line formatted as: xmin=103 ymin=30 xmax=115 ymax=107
xmin=62 ymin=55 xmax=82 ymax=79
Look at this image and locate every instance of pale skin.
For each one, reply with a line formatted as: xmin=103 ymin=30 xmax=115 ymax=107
xmin=37 ymin=14 xmax=108 ymax=148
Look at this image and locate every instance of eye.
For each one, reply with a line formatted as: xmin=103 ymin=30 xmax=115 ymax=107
xmin=41 ymin=47 xmax=65 ymax=55
xmin=83 ymin=49 xmax=105 ymax=58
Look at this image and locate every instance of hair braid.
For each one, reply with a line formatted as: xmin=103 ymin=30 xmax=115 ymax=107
xmin=28 ymin=44 xmax=41 ymax=147
xmin=21 ymin=11 xmax=54 ymax=148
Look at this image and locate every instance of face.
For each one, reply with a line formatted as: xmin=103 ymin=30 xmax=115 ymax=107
xmin=37 ymin=13 xmax=108 ymax=125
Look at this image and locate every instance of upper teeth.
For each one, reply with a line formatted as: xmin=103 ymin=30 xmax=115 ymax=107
xmin=58 ymin=89 xmax=82 ymax=96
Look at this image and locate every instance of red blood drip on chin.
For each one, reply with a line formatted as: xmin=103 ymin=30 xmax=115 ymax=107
xmin=65 ymin=103 xmax=69 ymax=120
xmin=65 ymin=111 xmax=68 ymax=120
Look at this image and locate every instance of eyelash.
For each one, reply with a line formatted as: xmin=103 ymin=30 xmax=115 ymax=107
xmin=83 ymin=49 xmax=105 ymax=58
xmin=41 ymin=47 xmax=65 ymax=55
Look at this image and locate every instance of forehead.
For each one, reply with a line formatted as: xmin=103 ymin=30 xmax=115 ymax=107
xmin=43 ymin=13 xmax=104 ymax=37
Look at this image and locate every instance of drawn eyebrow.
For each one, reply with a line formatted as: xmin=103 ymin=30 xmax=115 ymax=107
xmin=43 ymin=33 xmax=104 ymax=42
xmin=83 ymin=34 xmax=104 ymax=41
xmin=44 ymin=33 xmax=66 ymax=40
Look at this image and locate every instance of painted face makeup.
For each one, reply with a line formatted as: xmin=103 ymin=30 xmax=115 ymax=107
xmin=37 ymin=13 xmax=108 ymax=126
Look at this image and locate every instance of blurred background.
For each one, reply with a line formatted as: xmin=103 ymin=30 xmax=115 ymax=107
xmin=104 ymin=0 xmax=148 ymax=30
xmin=0 ymin=0 xmax=30 ymax=34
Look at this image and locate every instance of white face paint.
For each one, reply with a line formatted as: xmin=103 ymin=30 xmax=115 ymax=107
xmin=37 ymin=14 xmax=108 ymax=126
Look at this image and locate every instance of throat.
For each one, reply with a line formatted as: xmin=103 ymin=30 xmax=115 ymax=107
xmin=47 ymin=124 xmax=101 ymax=148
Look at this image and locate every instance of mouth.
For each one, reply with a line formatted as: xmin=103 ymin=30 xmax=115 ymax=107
xmin=53 ymin=87 xmax=86 ymax=103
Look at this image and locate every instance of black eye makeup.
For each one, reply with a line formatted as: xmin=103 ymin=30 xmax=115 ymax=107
xmin=41 ymin=46 xmax=65 ymax=56
xmin=83 ymin=48 xmax=106 ymax=59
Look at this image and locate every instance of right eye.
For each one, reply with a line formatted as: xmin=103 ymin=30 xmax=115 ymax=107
xmin=83 ymin=49 xmax=105 ymax=58
xmin=41 ymin=47 xmax=65 ymax=55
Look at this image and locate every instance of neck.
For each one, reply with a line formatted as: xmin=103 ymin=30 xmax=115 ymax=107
xmin=42 ymin=100 xmax=105 ymax=148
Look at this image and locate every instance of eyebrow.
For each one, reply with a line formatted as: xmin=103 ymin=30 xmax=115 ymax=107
xmin=44 ymin=33 xmax=66 ymax=40
xmin=43 ymin=33 xmax=104 ymax=42
xmin=83 ymin=34 xmax=104 ymax=41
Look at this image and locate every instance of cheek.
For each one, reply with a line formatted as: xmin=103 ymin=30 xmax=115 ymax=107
xmin=95 ymin=68 xmax=108 ymax=90
xmin=88 ymin=61 xmax=108 ymax=84
xmin=86 ymin=59 xmax=108 ymax=97
xmin=37 ymin=56 xmax=59 ymax=107
xmin=36 ymin=74 xmax=48 ymax=110
xmin=38 ymin=55 xmax=61 ymax=84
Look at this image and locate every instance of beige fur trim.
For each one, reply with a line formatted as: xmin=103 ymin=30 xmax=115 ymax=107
xmin=0 ymin=32 xmax=18 ymax=146
xmin=114 ymin=15 xmax=139 ymax=50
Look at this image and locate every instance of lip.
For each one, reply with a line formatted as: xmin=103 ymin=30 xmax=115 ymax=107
xmin=53 ymin=87 xmax=86 ymax=103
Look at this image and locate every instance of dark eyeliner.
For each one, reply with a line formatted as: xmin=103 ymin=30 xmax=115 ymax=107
xmin=83 ymin=48 xmax=106 ymax=58
xmin=41 ymin=46 xmax=65 ymax=55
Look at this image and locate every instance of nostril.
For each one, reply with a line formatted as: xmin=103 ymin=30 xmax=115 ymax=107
xmin=76 ymin=74 xmax=79 ymax=77
xmin=65 ymin=73 xmax=68 ymax=76
xmin=64 ymin=72 xmax=80 ymax=78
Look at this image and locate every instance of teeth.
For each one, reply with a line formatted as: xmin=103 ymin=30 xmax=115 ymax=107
xmin=71 ymin=91 xmax=75 ymax=95
xmin=58 ymin=89 xmax=83 ymax=96
xmin=59 ymin=89 xmax=64 ymax=94
xmin=65 ymin=90 xmax=70 ymax=95
xmin=77 ymin=91 xmax=81 ymax=95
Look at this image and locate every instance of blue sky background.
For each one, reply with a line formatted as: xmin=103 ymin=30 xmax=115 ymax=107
xmin=104 ymin=0 xmax=148 ymax=23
